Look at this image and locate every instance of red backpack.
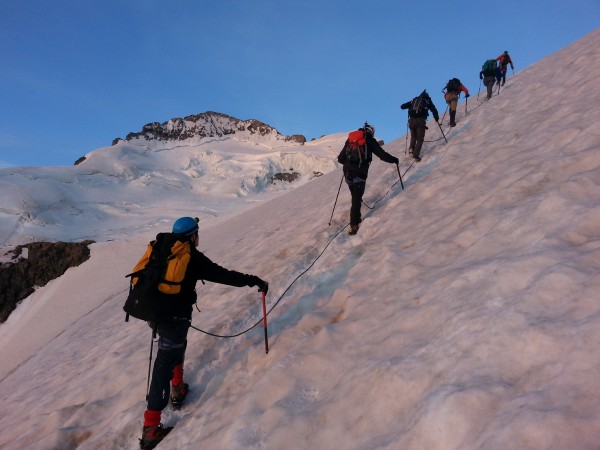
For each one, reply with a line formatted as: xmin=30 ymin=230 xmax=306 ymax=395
xmin=346 ymin=130 xmax=368 ymax=164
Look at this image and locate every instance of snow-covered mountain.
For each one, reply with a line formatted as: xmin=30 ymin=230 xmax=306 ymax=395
xmin=0 ymin=29 xmax=599 ymax=450
xmin=0 ymin=113 xmax=345 ymax=246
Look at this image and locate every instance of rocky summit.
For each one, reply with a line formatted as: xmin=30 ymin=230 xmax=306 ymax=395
xmin=112 ymin=111 xmax=306 ymax=145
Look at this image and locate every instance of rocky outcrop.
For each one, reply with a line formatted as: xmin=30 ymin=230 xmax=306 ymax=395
xmin=285 ymin=134 xmax=306 ymax=144
xmin=271 ymin=170 xmax=323 ymax=184
xmin=114 ymin=111 xmax=306 ymax=145
xmin=272 ymin=172 xmax=301 ymax=183
xmin=0 ymin=241 xmax=94 ymax=323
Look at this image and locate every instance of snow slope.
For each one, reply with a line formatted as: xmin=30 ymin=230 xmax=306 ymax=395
xmin=0 ymin=29 xmax=599 ymax=450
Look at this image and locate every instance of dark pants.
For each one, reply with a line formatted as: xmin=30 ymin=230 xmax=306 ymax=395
xmin=408 ymin=117 xmax=427 ymax=157
xmin=147 ymin=318 xmax=190 ymax=411
xmin=483 ymin=75 xmax=496 ymax=99
xmin=345 ymin=178 xmax=366 ymax=226
xmin=500 ymin=68 xmax=507 ymax=84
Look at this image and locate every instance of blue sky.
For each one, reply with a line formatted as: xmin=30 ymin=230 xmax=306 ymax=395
xmin=1 ymin=0 xmax=598 ymax=167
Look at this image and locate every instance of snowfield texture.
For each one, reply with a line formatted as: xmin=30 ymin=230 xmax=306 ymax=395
xmin=0 ymin=29 xmax=599 ymax=450
xmin=0 ymin=126 xmax=343 ymax=246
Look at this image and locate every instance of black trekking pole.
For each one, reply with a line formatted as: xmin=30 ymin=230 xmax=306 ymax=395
xmin=145 ymin=328 xmax=157 ymax=401
xmin=396 ymin=163 xmax=404 ymax=190
xmin=437 ymin=121 xmax=448 ymax=143
xmin=476 ymin=79 xmax=482 ymax=100
xmin=328 ymin=175 xmax=344 ymax=226
xmin=261 ymin=290 xmax=269 ymax=354
xmin=497 ymin=82 xmax=501 ymax=96
xmin=465 ymin=95 xmax=468 ymax=115
xmin=404 ymin=120 xmax=409 ymax=155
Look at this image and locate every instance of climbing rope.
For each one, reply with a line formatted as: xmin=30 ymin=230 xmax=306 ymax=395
xmin=191 ymin=112 xmax=464 ymax=339
xmin=190 ymin=222 xmax=349 ymax=338
xmin=361 ymin=162 xmax=414 ymax=210
xmin=191 ymin=163 xmax=413 ymax=338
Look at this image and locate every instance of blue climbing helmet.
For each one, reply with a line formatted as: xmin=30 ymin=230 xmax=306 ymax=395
xmin=172 ymin=216 xmax=199 ymax=236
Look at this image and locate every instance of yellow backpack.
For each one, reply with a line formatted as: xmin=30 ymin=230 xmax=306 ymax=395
xmin=124 ymin=233 xmax=192 ymax=321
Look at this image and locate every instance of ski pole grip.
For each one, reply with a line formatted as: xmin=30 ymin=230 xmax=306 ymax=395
xmin=257 ymin=281 xmax=269 ymax=293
